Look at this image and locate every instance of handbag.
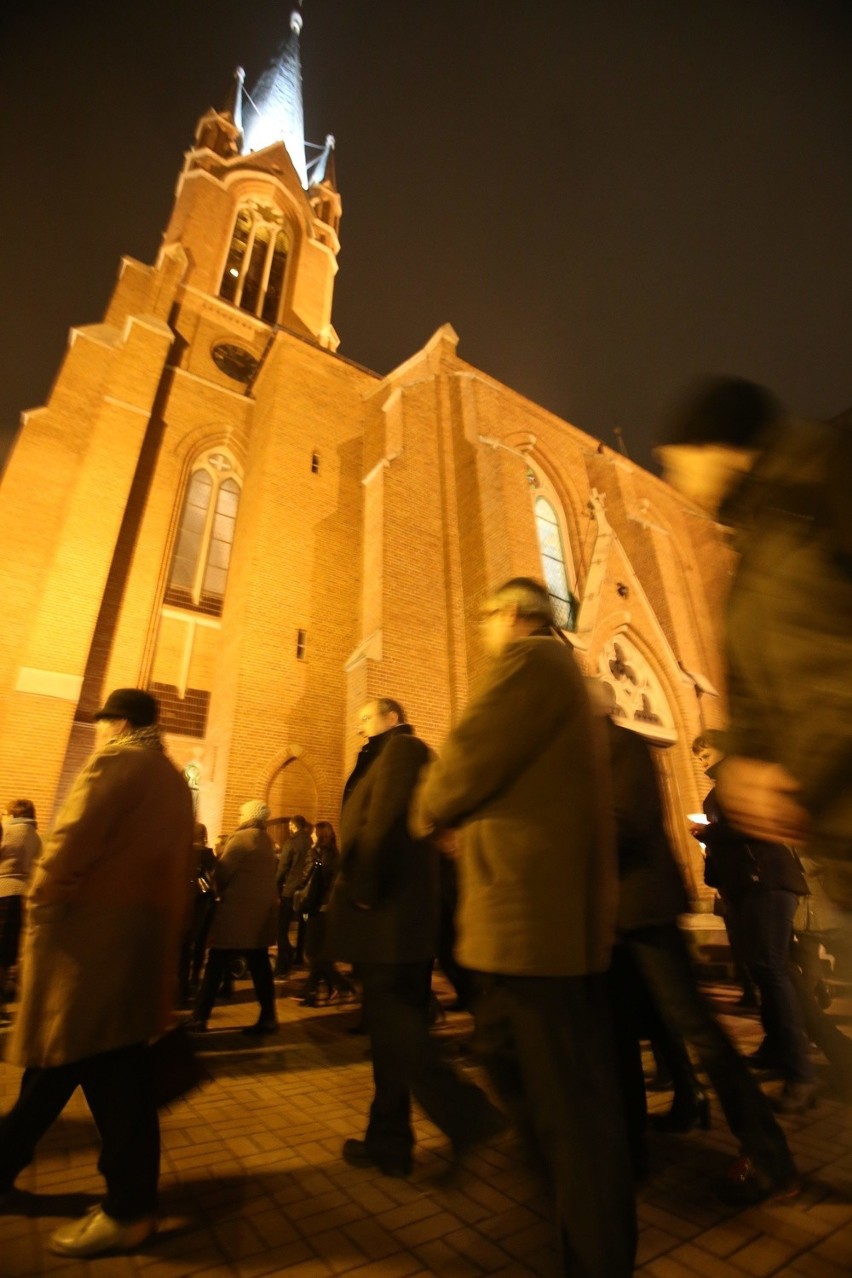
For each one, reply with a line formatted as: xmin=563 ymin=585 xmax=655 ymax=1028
xmin=149 ymin=1023 xmax=208 ymax=1109
xmin=292 ymin=858 xmax=325 ymax=917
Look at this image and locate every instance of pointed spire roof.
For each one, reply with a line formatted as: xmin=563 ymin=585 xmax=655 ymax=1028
xmin=242 ymin=6 xmax=308 ymax=188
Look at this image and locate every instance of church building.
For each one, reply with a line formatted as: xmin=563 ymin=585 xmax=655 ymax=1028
xmin=0 ymin=10 xmax=732 ymax=905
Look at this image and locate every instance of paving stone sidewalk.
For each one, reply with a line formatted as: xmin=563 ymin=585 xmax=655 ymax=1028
xmin=1 ymin=972 xmax=851 ymax=1277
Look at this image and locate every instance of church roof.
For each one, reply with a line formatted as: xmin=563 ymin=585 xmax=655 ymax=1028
xmin=242 ymin=7 xmax=308 ymax=188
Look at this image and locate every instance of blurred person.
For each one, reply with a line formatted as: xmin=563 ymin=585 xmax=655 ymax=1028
xmin=187 ymin=800 xmax=279 ymax=1035
xmin=789 ymin=855 xmax=852 ymax=1087
xmin=656 ymin=379 xmax=852 ymax=917
xmin=0 ymin=688 xmax=194 ymax=1257
xmin=0 ymin=800 xmax=42 ymax=1024
xmin=597 ymin=686 xmax=799 ymax=1202
xmin=693 ymin=734 xmax=814 ymax=1112
xmin=692 ymin=732 xmax=758 ymax=1007
xmin=296 ymin=821 xmax=356 ymax=1006
xmin=275 ymin=815 xmax=312 ymax=974
xmin=178 ymin=823 xmax=218 ymax=1003
xmin=412 ymin=579 xmax=635 ymax=1278
xmin=328 ymin=697 xmax=504 ymax=1180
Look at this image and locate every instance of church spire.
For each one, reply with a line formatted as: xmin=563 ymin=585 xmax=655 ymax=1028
xmin=242 ymin=5 xmax=308 ymax=188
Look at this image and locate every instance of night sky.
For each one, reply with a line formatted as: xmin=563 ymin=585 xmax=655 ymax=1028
xmin=1 ymin=0 xmax=850 ymax=474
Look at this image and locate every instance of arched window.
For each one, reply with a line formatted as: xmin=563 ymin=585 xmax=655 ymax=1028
xmin=219 ymin=201 xmax=291 ymax=323
xmin=165 ymin=453 xmax=241 ymax=617
xmin=528 ymin=477 xmax=577 ymax=630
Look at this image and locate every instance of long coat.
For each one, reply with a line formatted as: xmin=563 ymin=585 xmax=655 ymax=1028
xmin=413 ymin=634 xmax=617 ymax=977
xmin=722 ymin=419 xmax=852 ymax=907
xmin=606 ymin=719 xmax=688 ymax=932
xmin=327 ymin=725 xmax=439 ymax=964
xmin=7 ymin=741 xmax=194 ymax=1069
xmin=207 ymin=821 xmax=278 ymax=950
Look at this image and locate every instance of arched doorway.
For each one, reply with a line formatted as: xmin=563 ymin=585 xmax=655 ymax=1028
xmin=266 ymin=755 xmax=318 ymax=839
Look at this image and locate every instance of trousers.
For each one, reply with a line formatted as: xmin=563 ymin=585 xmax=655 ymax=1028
xmin=470 ymin=970 xmax=636 ymax=1278
xmin=359 ymin=960 xmax=502 ymax=1161
xmin=622 ymin=922 xmax=795 ymax=1177
xmin=0 ymin=1042 xmax=158 ymax=1219
xmin=195 ymin=947 xmax=276 ymax=1023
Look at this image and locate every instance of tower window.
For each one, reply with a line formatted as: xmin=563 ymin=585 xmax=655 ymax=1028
xmin=165 ymin=454 xmax=241 ymax=617
xmin=296 ymin=629 xmax=306 ymax=659
xmin=219 ymin=201 xmax=291 ymax=324
xmin=311 ymin=451 xmax=320 ymax=474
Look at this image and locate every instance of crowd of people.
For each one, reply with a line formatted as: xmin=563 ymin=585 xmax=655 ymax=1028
xmin=0 ymin=377 xmax=850 ymax=1277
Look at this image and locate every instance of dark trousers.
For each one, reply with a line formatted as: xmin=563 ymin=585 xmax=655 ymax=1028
xmin=0 ymin=1042 xmax=158 ymax=1219
xmin=623 ymin=922 xmax=795 ymax=1178
xmin=470 ymin=971 xmax=636 ymax=1278
xmin=195 ymin=948 xmax=276 ymax=1023
xmin=733 ymin=890 xmax=814 ymax=1083
xmin=276 ymin=898 xmax=294 ymax=972
xmin=359 ymin=960 xmax=501 ymax=1163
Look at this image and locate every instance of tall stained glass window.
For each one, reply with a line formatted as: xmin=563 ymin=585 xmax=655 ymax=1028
xmin=165 ymin=455 xmax=241 ymax=616
xmin=533 ymin=493 xmax=577 ymax=631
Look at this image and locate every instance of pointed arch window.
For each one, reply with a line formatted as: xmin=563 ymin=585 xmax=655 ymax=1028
xmin=527 ymin=468 xmax=577 ymax=631
xmin=165 ymin=453 xmax=241 ymax=617
xmin=219 ymin=201 xmax=291 ymax=323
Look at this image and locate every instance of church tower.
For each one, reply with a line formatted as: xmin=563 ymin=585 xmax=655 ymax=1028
xmin=0 ymin=8 xmax=363 ymax=835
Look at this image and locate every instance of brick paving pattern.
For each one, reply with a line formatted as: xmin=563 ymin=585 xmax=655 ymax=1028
xmin=2 ymin=971 xmax=851 ymax=1276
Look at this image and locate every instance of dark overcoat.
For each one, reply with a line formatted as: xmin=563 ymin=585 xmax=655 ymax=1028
xmin=327 ymin=725 xmax=439 ymax=964
xmin=413 ymin=635 xmax=617 ymax=977
xmin=606 ymin=719 xmax=688 ymax=932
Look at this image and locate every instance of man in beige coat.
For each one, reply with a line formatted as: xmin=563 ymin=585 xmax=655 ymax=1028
xmin=0 ymin=688 xmax=194 ymax=1257
xmin=412 ymin=578 xmax=636 ymax=1278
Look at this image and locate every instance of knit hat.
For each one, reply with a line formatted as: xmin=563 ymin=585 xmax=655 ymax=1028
xmin=239 ymin=800 xmax=270 ymax=825
xmin=658 ymin=377 xmax=782 ymax=449
xmin=94 ymin=688 xmax=159 ymax=727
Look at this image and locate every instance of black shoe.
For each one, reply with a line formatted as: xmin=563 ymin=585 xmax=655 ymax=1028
xmin=184 ymin=1017 xmax=208 ymax=1033
xmin=649 ymin=1090 xmax=711 ymax=1134
xmin=341 ymin=1138 xmax=411 ymax=1178
xmin=719 ymin=1156 xmax=801 ymax=1206
xmin=771 ymin=1081 xmax=818 ymax=1114
xmin=242 ymin=1020 xmax=279 ymax=1036
xmin=815 ymin=980 xmax=833 ymax=1010
xmin=299 ymin=994 xmax=318 ymax=1007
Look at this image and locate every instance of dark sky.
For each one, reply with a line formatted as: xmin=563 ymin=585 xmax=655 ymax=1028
xmin=1 ymin=0 xmax=850 ymax=473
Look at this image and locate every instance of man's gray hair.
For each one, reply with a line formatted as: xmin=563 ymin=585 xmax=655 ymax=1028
xmin=491 ymin=577 xmax=555 ymax=626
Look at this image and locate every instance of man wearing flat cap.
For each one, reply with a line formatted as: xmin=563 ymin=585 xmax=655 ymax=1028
xmin=0 ymin=688 xmax=195 ymax=1257
xmin=657 ymin=378 xmax=852 ymax=921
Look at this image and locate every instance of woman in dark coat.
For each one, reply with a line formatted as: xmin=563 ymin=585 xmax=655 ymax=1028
xmin=297 ymin=821 xmax=357 ymax=1006
xmin=188 ymin=801 xmax=279 ymax=1035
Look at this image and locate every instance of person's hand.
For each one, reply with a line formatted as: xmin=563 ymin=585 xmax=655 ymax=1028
xmin=715 ymin=757 xmax=809 ymax=844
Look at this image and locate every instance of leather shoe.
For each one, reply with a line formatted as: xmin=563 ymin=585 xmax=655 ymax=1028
xmin=342 ymin=1138 xmax=411 ymax=1178
xmin=242 ymin=1020 xmax=279 ymax=1036
xmin=719 ymin=1156 xmax=801 ymax=1206
xmin=649 ymin=1090 xmax=711 ymax=1134
xmin=772 ymin=1081 xmax=818 ymax=1114
xmin=49 ymin=1207 xmax=156 ymax=1256
xmin=184 ymin=1017 xmax=207 ymax=1033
